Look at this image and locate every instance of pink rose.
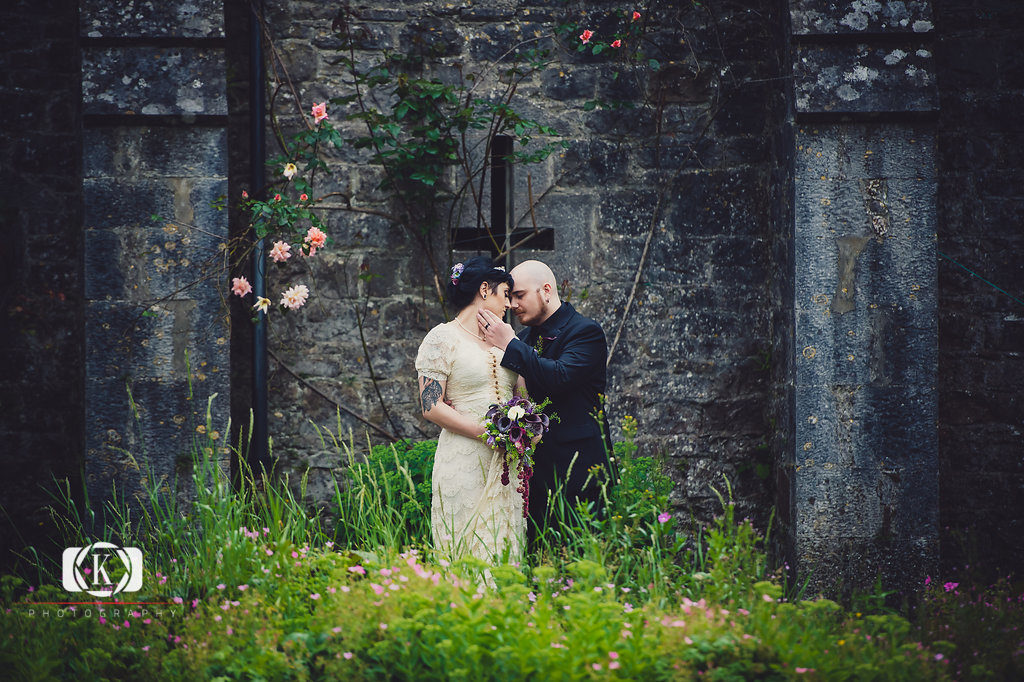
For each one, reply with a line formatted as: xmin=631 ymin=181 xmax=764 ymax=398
xmin=311 ymin=102 xmax=328 ymax=123
xmin=241 ymin=189 xmax=249 ymax=199
xmin=299 ymin=193 xmax=308 ymax=202
xmin=580 ymin=29 xmax=594 ymax=44
xmin=305 ymin=226 xmax=327 ymax=249
xmin=632 ymin=11 xmax=641 ymax=21
xmin=611 ymin=39 xmax=622 ymax=48
xmin=280 ymin=284 xmax=309 ymax=310
xmin=231 ymin=277 xmax=252 ymax=297
xmin=273 ymin=193 xmax=281 ymax=202
xmin=269 ymin=240 xmax=292 ymax=263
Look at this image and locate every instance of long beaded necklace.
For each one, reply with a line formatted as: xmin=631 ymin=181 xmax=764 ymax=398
xmin=453 ymin=318 xmax=501 ymax=402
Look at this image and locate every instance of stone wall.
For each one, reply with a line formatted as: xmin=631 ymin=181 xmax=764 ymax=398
xmin=933 ymin=0 xmax=1024 ymax=576
xmin=0 ymin=0 xmax=84 ymax=567
xmin=80 ymin=0 xmax=231 ymax=511
xmin=786 ymin=0 xmax=941 ymax=596
xmin=260 ymin=0 xmax=789 ymax=524
xmin=4 ymin=0 xmax=1020 ymax=594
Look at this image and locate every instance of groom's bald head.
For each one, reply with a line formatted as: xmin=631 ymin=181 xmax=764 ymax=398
xmin=510 ymin=260 xmax=556 ymax=290
xmin=509 ymin=260 xmax=561 ymax=326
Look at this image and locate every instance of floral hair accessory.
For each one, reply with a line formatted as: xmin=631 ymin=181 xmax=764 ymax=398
xmin=450 ymin=262 xmax=464 ymax=285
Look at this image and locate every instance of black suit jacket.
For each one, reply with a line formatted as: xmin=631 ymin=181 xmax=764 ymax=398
xmin=500 ymin=302 xmax=610 ymax=511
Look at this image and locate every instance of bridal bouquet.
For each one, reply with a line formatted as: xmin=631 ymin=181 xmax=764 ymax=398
xmin=481 ymin=394 xmax=556 ymax=517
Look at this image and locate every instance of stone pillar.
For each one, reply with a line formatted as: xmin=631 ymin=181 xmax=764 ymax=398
xmin=81 ymin=1 xmax=230 ymax=509
xmin=787 ymin=0 xmax=939 ymax=595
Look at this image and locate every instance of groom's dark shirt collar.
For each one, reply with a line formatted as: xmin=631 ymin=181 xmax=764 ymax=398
xmin=536 ymin=301 xmax=574 ymax=338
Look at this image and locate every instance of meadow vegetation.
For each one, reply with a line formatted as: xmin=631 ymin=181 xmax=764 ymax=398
xmin=0 ymin=402 xmax=1019 ymax=680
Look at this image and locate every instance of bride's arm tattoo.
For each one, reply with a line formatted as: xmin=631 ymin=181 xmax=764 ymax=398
xmin=420 ymin=377 xmax=443 ymax=412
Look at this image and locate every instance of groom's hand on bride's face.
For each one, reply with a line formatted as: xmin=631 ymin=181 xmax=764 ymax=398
xmin=477 ymin=309 xmax=515 ymax=351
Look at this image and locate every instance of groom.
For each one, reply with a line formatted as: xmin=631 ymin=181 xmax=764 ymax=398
xmin=477 ymin=260 xmax=611 ymax=539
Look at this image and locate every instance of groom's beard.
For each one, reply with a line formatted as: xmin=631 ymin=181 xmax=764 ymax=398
xmin=517 ymin=306 xmax=544 ymax=327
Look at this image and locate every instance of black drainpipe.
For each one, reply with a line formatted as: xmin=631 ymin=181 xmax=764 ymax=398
xmin=249 ymin=0 xmax=270 ymax=473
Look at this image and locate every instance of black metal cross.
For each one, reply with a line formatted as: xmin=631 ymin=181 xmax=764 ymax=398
xmin=450 ymin=135 xmax=554 ymax=266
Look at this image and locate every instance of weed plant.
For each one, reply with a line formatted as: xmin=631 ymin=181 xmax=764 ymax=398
xmin=0 ymin=405 xmax=1010 ymax=679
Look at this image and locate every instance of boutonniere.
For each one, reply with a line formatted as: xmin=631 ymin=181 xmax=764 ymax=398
xmin=534 ymin=335 xmax=557 ymax=354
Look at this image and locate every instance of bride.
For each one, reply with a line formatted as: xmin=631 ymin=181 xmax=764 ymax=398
xmin=415 ymin=256 xmax=527 ymax=563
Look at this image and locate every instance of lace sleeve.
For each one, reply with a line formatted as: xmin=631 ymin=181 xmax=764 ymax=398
xmin=415 ymin=324 xmax=455 ymax=382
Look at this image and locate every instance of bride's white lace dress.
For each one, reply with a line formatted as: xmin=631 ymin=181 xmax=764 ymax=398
xmin=415 ymin=321 xmax=525 ymax=563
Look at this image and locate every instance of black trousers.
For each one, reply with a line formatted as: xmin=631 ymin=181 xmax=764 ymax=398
xmin=526 ymin=436 xmax=609 ymax=551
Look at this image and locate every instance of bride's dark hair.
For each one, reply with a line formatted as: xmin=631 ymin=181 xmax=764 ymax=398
xmin=447 ymin=256 xmax=512 ymax=311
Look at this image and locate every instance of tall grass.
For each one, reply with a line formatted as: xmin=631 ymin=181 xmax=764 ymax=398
xmin=4 ymin=400 xmax=999 ymax=680
xmin=24 ymin=390 xmax=330 ymax=599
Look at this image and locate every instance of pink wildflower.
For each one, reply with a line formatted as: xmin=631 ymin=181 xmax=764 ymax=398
xmin=217 ymin=583 xmax=226 ymax=590
xmin=658 ymin=512 xmax=671 ymax=523
xmin=311 ymin=102 xmax=328 ymax=124
xmin=580 ymin=29 xmax=594 ymax=44
xmin=592 ymin=663 xmax=602 ymax=671
xmin=310 ymin=593 xmax=321 ymax=600
xmin=280 ymin=284 xmax=309 ymax=310
xmin=343 ymin=652 xmax=354 ymax=659
xmin=944 ymin=582 xmax=959 ymax=592
xmin=231 ymin=277 xmax=252 ymax=297
xmin=609 ymin=661 xmax=621 ymax=670
xmin=238 ymin=584 xmax=249 ymax=591
xmin=348 ymin=565 xmax=366 ymax=575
